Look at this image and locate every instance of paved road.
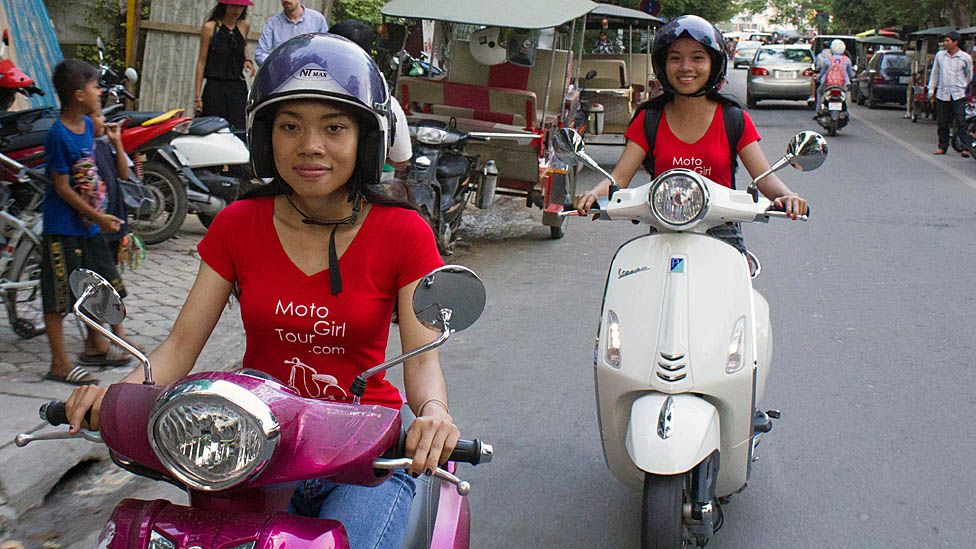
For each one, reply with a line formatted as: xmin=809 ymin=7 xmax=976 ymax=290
xmin=6 ymin=68 xmax=976 ymax=548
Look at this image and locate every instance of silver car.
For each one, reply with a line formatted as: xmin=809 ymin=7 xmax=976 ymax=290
xmin=733 ymin=40 xmax=761 ymax=69
xmin=745 ymin=45 xmax=816 ymax=108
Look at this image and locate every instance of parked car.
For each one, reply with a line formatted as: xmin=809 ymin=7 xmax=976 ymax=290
xmin=854 ymin=49 xmax=911 ymax=108
xmin=733 ymin=41 xmax=762 ymax=69
xmin=745 ymin=44 xmax=816 ymax=108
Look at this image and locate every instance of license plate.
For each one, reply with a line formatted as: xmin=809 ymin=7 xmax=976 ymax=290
xmin=828 ymin=102 xmax=843 ymax=111
xmin=775 ymin=70 xmax=797 ymax=79
xmin=899 ymin=76 xmax=911 ymax=84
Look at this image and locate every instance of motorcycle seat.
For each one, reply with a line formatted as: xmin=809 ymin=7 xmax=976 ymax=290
xmin=189 ymin=116 xmax=230 ymax=135
xmin=109 ymin=111 xmax=167 ymax=125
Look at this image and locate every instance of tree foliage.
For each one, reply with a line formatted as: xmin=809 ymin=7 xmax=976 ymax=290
xmin=331 ymin=0 xmax=387 ymax=26
xmin=617 ymin=0 xmax=740 ymax=24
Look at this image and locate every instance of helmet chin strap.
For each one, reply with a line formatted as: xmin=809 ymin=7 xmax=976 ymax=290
xmin=285 ymin=192 xmax=363 ymax=296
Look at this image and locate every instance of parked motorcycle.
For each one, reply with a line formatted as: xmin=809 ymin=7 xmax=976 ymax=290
xmin=555 ymin=128 xmax=827 ymax=548
xmin=95 ymin=37 xmax=251 ymax=233
xmin=0 ymin=29 xmax=45 ymax=110
xmin=816 ymin=85 xmax=849 ymax=136
xmin=951 ymin=98 xmax=976 ymax=160
xmin=16 ymin=265 xmax=493 ymax=548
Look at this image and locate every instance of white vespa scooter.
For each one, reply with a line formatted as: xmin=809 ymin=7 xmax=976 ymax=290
xmin=556 ymin=129 xmax=827 ymax=548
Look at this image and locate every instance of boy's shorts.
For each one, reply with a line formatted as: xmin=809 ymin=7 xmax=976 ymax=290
xmin=40 ymin=233 xmax=127 ymax=316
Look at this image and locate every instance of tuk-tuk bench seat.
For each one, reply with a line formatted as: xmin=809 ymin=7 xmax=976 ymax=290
xmin=398 ymin=77 xmax=539 ymax=129
xmin=579 ymin=59 xmax=629 ymax=89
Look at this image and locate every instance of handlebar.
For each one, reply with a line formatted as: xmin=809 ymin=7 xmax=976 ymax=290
xmin=40 ymin=400 xmax=92 ymax=427
xmin=765 ymin=203 xmax=811 ymax=221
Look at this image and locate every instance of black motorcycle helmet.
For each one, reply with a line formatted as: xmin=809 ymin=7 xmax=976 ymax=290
xmin=651 ymin=15 xmax=728 ymax=97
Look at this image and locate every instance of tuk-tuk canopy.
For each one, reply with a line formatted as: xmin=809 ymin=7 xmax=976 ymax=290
xmin=909 ymin=26 xmax=958 ymax=38
xmin=381 ymin=0 xmax=599 ymax=29
xmin=856 ymin=35 xmax=905 ymax=46
xmin=855 ymin=29 xmax=898 ymax=39
xmin=957 ymin=26 xmax=976 ymax=35
xmin=587 ymin=4 xmax=665 ymax=28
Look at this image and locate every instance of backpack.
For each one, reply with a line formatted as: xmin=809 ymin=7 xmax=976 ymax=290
xmin=823 ymin=56 xmax=847 ymax=88
xmin=640 ymin=101 xmax=745 ymax=189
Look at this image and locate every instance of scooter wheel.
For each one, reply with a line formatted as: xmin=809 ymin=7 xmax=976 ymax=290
xmin=641 ymin=473 xmax=686 ymax=549
xmin=132 ymin=161 xmax=188 ymax=245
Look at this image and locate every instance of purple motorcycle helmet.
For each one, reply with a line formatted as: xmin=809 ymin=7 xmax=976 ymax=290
xmin=246 ymin=33 xmax=393 ymax=189
xmin=652 ymin=15 xmax=729 ymax=97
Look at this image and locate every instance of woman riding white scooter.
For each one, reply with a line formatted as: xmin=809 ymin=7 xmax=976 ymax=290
xmin=574 ymin=15 xmax=809 ymax=234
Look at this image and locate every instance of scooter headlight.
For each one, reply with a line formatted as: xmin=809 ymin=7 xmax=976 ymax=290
xmin=649 ymin=170 xmax=708 ymax=228
xmin=726 ymin=316 xmax=747 ymax=374
xmin=148 ymin=379 xmax=279 ymax=491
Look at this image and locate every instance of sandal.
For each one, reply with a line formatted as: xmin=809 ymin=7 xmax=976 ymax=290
xmin=43 ymin=366 xmax=99 ymax=386
xmin=78 ymin=346 xmax=132 ymax=367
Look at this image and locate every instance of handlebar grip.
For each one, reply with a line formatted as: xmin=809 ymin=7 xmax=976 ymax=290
xmin=40 ymin=400 xmax=91 ymax=427
xmin=121 ymin=88 xmax=136 ymax=101
xmin=448 ymin=438 xmax=492 ymax=465
xmin=768 ymin=203 xmax=811 ymax=218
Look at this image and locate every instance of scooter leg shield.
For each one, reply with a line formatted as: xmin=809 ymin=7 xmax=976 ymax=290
xmin=625 ymin=394 xmax=720 ymax=476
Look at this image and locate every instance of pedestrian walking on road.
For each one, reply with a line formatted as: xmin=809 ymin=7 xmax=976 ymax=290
xmin=63 ymin=34 xmax=458 ymax=549
xmin=928 ymin=31 xmax=973 ymax=156
xmin=255 ymin=0 xmax=329 ymax=66
xmin=193 ymin=0 xmax=255 ymax=130
xmin=574 ymin=15 xmax=808 ymax=247
xmin=41 ymin=60 xmax=129 ymax=386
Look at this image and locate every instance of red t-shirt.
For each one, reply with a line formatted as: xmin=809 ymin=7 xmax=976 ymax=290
xmin=623 ymin=103 xmax=761 ymax=188
xmin=197 ymin=197 xmax=444 ymax=409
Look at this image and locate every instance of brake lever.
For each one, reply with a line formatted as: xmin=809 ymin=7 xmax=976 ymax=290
xmin=14 ymin=428 xmax=103 ymax=447
xmin=373 ymin=457 xmax=471 ymax=495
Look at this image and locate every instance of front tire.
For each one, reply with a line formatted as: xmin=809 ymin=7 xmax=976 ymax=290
xmin=5 ymin=238 xmax=45 ymax=339
xmin=641 ymin=473 xmax=686 ymax=549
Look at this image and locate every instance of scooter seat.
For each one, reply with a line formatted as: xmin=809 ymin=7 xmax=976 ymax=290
xmin=109 ymin=111 xmax=167 ymax=125
xmin=189 ymin=116 xmax=230 ymax=135
xmin=401 ymin=473 xmax=440 ymax=548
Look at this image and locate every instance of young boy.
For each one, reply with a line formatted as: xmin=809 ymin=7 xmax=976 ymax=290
xmin=41 ymin=59 xmax=129 ymax=385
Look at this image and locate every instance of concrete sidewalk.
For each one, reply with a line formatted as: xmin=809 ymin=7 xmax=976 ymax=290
xmin=0 ymin=220 xmax=245 ymax=530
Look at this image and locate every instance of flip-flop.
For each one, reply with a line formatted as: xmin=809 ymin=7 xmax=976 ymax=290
xmin=77 ymin=348 xmax=132 ymax=367
xmin=43 ymin=365 xmax=99 ymax=386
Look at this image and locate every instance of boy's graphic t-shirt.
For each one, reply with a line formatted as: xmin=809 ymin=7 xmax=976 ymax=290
xmin=624 ymin=104 xmax=761 ymax=188
xmin=43 ymin=116 xmax=106 ymax=236
xmin=197 ymin=197 xmax=445 ymax=409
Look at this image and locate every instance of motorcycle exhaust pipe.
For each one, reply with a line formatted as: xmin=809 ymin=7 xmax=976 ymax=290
xmin=186 ymin=189 xmax=226 ymax=216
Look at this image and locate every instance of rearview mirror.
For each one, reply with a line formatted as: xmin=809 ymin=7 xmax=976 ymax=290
xmin=785 ymin=131 xmax=828 ymax=172
xmin=584 ymin=69 xmax=598 ymax=81
xmin=552 ymin=127 xmax=618 ymax=188
xmin=69 ymin=268 xmax=125 ymax=325
xmin=413 ymin=265 xmax=486 ymax=333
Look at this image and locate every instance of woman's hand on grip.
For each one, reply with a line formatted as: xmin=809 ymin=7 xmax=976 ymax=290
xmin=773 ymin=193 xmax=808 ymax=220
xmin=405 ymin=407 xmax=460 ymax=478
xmin=65 ymin=385 xmax=108 ymax=433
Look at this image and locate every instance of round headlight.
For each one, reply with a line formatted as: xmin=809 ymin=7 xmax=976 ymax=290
xmin=149 ymin=380 xmax=279 ymax=491
xmin=650 ymin=171 xmax=707 ymax=227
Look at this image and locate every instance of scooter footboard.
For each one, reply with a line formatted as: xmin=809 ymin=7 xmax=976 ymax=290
xmin=625 ymin=394 xmax=720 ymax=475
xmin=98 ymin=498 xmax=349 ymax=548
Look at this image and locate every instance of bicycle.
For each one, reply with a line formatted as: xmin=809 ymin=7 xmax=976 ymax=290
xmin=0 ymin=150 xmax=45 ymax=339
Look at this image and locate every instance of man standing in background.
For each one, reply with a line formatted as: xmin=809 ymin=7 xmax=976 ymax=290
xmin=255 ymin=0 xmax=329 ymax=65
xmin=928 ymin=31 xmax=973 ymax=156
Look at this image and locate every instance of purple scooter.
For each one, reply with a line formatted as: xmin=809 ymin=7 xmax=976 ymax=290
xmin=15 ymin=266 xmax=493 ymax=548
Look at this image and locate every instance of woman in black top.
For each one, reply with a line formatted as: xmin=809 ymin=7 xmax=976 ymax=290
xmin=194 ymin=0 xmax=256 ymax=130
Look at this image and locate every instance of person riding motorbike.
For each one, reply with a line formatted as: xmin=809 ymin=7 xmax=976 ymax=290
xmin=574 ymin=15 xmax=808 ymax=251
xmin=814 ymin=39 xmax=854 ymax=116
xmin=63 ymin=33 xmax=458 ymax=549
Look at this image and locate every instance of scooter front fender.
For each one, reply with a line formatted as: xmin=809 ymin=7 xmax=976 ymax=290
xmin=625 ymin=393 xmax=719 ymax=475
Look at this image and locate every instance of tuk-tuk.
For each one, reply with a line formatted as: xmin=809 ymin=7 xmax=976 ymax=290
xmin=575 ymin=3 xmax=665 ymax=145
xmin=380 ymin=0 xmax=598 ymax=239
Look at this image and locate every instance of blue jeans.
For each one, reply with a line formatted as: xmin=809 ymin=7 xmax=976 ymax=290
xmin=289 ymin=471 xmax=416 ymax=549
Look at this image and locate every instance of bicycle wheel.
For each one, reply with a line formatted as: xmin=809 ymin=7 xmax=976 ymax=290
xmin=5 ymin=237 xmax=45 ymax=339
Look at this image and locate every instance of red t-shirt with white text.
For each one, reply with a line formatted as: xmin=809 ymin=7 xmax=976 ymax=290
xmin=197 ymin=197 xmax=444 ymax=409
xmin=624 ymin=104 xmax=761 ymax=188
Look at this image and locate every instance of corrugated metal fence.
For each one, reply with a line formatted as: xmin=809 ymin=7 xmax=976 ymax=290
xmin=139 ymin=0 xmax=329 ymax=114
xmin=0 ymin=0 xmax=62 ymax=109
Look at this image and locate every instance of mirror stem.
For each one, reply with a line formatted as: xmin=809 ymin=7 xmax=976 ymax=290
xmin=748 ymin=154 xmax=793 ymax=193
xmin=351 ymin=309 xmax=453 ymax=403
xmin=73 ymin=284 xmax=154 ymax=385
xmin=578 ymin=150 xmax=617 ymax=190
